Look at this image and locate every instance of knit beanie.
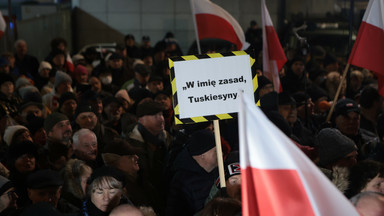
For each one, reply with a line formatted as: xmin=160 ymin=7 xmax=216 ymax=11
xmin=136 ymin=100 xmax=163 ymax=118
xmin=88 ymin=166 xmax=126 ymax=186
xmin=74 ymin=103 xmax=95 ymax=120
xmin=58 ymin=92 xmax=77 ymax=109
xmin=54 ymin=71 xmax=72 ymax=89
xmin=18 ymin=86 xmax=39 ymax=100
xmin=74 ymin=65 xmax=88 ymax=76
xmin=44 ymin=112 xmax=69 ymax=132
xmin=15 ymin=77 xmax=32 ymax=89
xmin=316 ymin=128 xmax=356 ymax=167
xmin=0 ymin=175 xmax=13 ymax=196
xmin=38 ymin=61 xmax=52 ymax=74
xmin=216 ymin=151 xmax=240 ymax=187
xmin=3 ymin=125 xmax=29 ymax=146
xmin=115 ymin=89 xmax=131 ymax=103
xmin=187 ymin=130 xmax=216 ymax=156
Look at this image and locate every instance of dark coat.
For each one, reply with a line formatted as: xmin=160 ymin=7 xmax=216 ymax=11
xmin=166 ymin=148 xmax=217 ymax=216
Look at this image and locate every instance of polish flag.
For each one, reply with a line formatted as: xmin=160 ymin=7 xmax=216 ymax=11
xmin=0 ymin=11 xmax=6 ymax=39
xmin=238 ymin=93 xmax=359 ymax=216
xmin=261 ymin=0 xmax=286 ymax=92
xmin=348 ymin=0 xmax=384 ymax=96
xmin=191 ymin=0 xmax=249 ymax=50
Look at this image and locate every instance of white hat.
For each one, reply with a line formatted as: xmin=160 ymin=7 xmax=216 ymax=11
xmin=3 ymin=125 xmax=29 ymax=146
xmin=38 ymin=61 xmax=52 ymax=74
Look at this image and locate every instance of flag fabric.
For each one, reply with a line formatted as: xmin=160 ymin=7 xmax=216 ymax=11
xmin=261 ymin=0 xmax=286 ymax=92
xmin=191 ymin=0 xmax=249 ymax=50
xmin=238 ymin=93 xmax=359 ymax=216
xmin=348 ymin=0 xmax=384 ymax=96
xmin=0 ymin=11 xmax=6 ymax=39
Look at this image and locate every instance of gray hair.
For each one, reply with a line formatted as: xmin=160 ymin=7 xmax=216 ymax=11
xmin=14 ymin=39 xmax=26 ymax=49
xmin=72 ymin=128 xmax=96 ymax=148
xmin=88 ymin=176 xmax=122 ymax=197
xmin=350 ymin=191 xmax=384 ymax=206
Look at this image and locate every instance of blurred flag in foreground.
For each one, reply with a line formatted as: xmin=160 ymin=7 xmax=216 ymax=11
xmin=191 ymin=0 xmax=249 ymax=50
xmin=348 ymin=0 xmax=384 ymax=95
xmin=238 ymin=93 xmax=359 ymax=216
xmin=0 ymin=11 xmax=6 ymax=39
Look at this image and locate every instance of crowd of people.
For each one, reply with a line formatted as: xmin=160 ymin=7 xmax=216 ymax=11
xmin=0 ymin=26 xmax=383 ymax=215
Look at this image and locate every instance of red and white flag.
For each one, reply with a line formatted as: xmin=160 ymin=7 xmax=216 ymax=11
xmin=0 ymin=11 xmax=6 ymax=39
xmin=261 ymin=0 xmax=286 ymax=92
xmin=238 ymin=93 xmax=359 ymax=216
xmin=348 ymin=0 xmax=384 ymax=95
xmin=191 ymin=0 xmax=249 ymax=50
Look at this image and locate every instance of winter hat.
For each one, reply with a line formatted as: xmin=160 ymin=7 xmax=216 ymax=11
xmin=50 ymin=49 xmax=66 ymax=58
xmin=224 ymin=151 xmax=240 ymax=181
xmin=0 ymin=73 xmax=14 ymax=86
xmin=102 ymin=139 xmax=138 ymax=165
xmin=136 ymin=100 xmax=163 ymax=118
xmin=15 ymin=77 xmax=32 ymax=89
xmin=115 ymin=89 xmax=131 ymax=103
xmin=278 ymin=92 xmax=296 ymax=106
xmin=333 ymin=98 xmax=360 ymax=118
xmin=102 ymin=96 xmax=122 ymax=109
xmin=44 ymin=112 xmax=69 ymax=132
xmin=38 ymin=61 xmax=52 ymax=74
xmin=134 ymin=64 xmax=151 ymax=76
xmin=0 ymin=175 xmax=13 ymax=196
xmin=27 ymin=169 xmax=63 ymax=189
xmin=8 ymin=140 xmax=37 ymax=162
xmin=18 ymin=85 xmax=39 ymax=100
xmin=58 ymin=92 xmax=77 ymax=109
xmin=260 ymin=91 xmax=278 ymax=113
xmin=54 ymin=71 xmax=72 ymax=89
xmin=3 ymin=125 xmax=29 ymax=146
xmin=74 ymin=103 xmax=95 ymax=119
xmin=108 ymin=53 xmax=123 ymax=61
xmin=187 ymin=130 xmax=216 ymax=156
xmin=72 ymin=54 xmax=84 ymax=63
xmin=88 ymin=166 xmax=126 ymax=186
xmin=23 ymin=91 xmax=43 ymax=103
xmin=74 ymin=64 xmax=88 ymax=76
xmin=316 ymin=128 xmax=356 ymax=167
xmin=257 ymin=76 xmax=272 ymax=89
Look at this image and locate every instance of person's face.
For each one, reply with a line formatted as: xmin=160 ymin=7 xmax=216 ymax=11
xmin=93 ymin=99 xmax=103 ymax=115
xmin=32 ymin=128 xmax=47 ymax=146
xmin=0 ymin=65 xmax=10 ymax=74
xmin=362 ymin=174 xmax=384 ymax=194
xmin=335 ymin=112 xmax=360 ymax=136
xmin=48 ymin=120 xmax=72 ymax=142
xmin=28 ymin=186 xmax=62 ymax=208
xmin=56 ymin=81 xmax=72 ymax=95
xmin=226 ymin=175 xmax=241 ymax=201
xmin=296 ymin=98 xmax=314 ymax=118
xmin=76 ymin=73 xmax=88 ymax=84
xmin=259 ymin=84 xmax=274 ymax=98
xmin=80 ymin=168 xmax=92 ymax=195
xmin=334 ymin=149 xmax=358 ymax=168
xmin=21 ymin=105 xmax=43 ymax=120
xmin=13 ymin=129 xmax=33 ymax=145
xmin=89 ymin=77 xmax=102 ymax=92
xmin=154 ymin=94 xmax=171 ymax=110
xmin=201 ymin=147 xmax=218 ymax=172
xmin=118 ymin=155 xmax=139 ymax=176
xmin=14 ymin=154 xmax=35 ymax=174
xmin=279 ymin=104 xmax=297 ymax=125
xmin=16 ymin=42 xmax=27 ymax=56
xmin=109 ymin=59 xmax=123 ymax=70
xmin=143 ymin=56 xmax=153 ymax=66
xmin=57 ymin=43 xmax=66 ymax=51
xmin=91 ymin=186 xmax=122 ymax=212
xmin=40 ymin=68 xmax=51 ymax=78
xmin=136 ymin=74 xmax=150 ymax=85
xmin=104 ymin=103 xmax=123 ymax=121
xmin=148 ymin=81 xmax=163 ymax=94
xmin=52 ymin=54 xmax=65 ymax=67
xmin=139 ymin=112 xmax=164 ymax=135
xmin=76 ymin=112 xmax=97 ymax=130
xmin=291 ymin=61 xmax=305 ymax=77
xmin=0 ymin=81 xmax=14 ymax=97
xmin=125 ymin=38 xmax=135 ymax=47
xmin=0 ymin=187 xmax=18 ymax=212
xmin=75 ymin=133 xmax=97 ymax=161
xmin=60 ymin=99 xmax=77 ymax=118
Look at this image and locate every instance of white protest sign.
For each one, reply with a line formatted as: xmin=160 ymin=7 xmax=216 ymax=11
xmin=172 ymin=54 xmax=255 ymax=119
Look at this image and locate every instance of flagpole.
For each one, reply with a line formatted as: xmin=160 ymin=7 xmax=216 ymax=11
xmin=213 ymin=120 xmax=226 ymax=188
xmin=326 ymin=63 xmax=351 ymax=122
xmin=190 ymin=0 xmax=202 ymax=54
